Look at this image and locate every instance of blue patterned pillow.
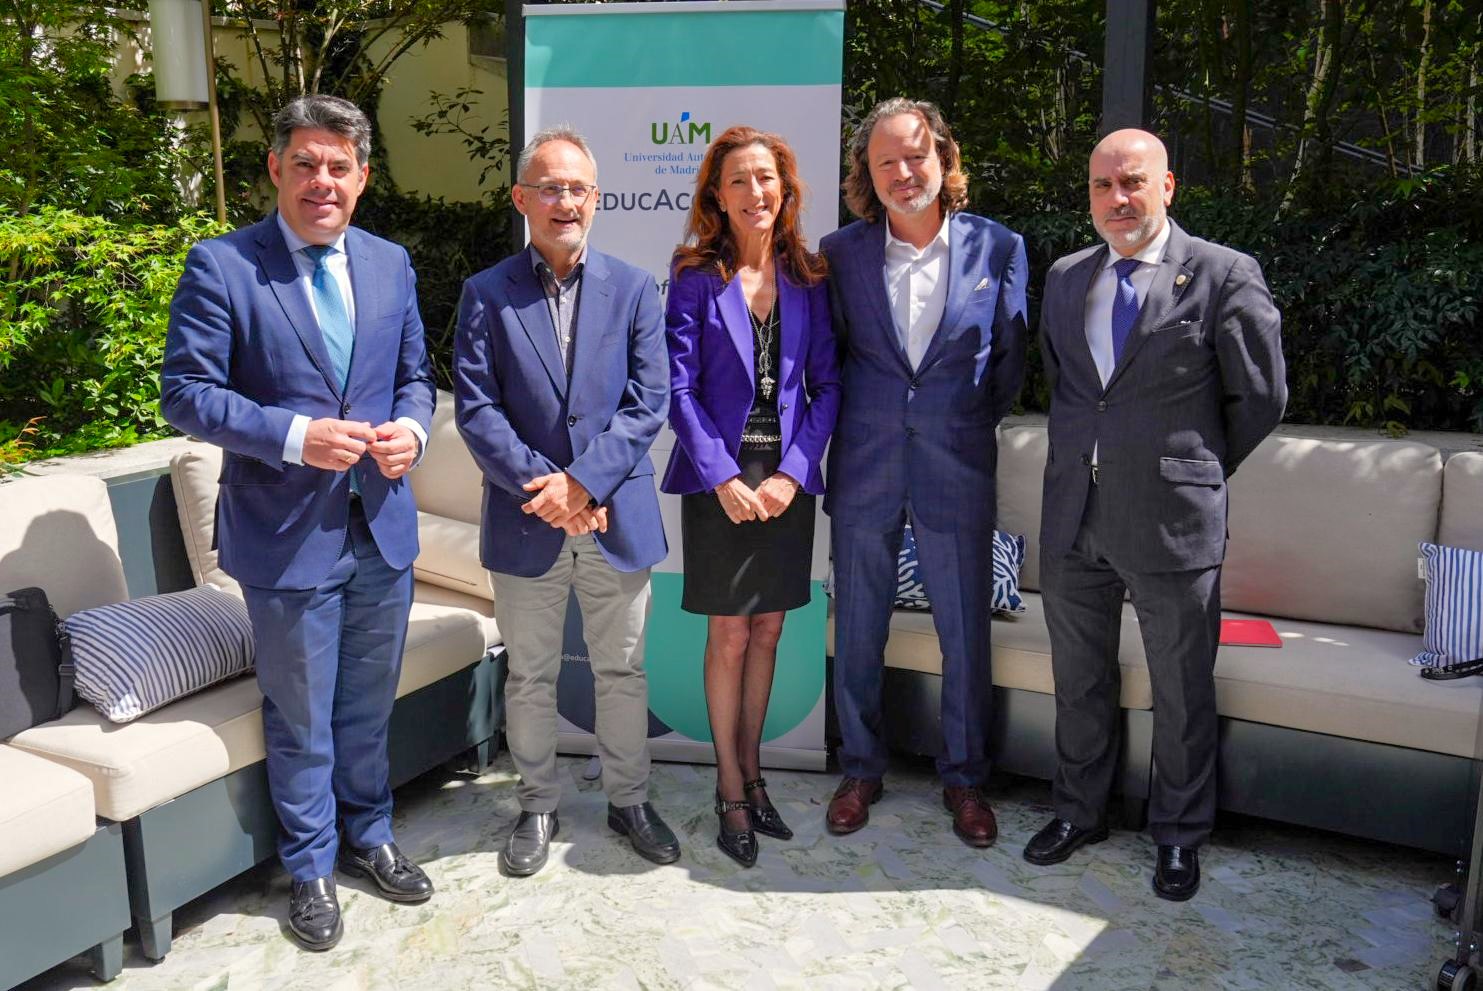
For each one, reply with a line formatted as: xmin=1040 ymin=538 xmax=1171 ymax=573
xmin=892 ymin=524 xmax=1026 ymax=615
xmin=1411 ymin=542 xmax=1483 ymax=668
xmin=64 ymin=585 xmax=255 ymax=723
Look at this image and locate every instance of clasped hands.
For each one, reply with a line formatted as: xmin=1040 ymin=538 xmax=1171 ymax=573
xmin=303 ymin=418 xmax=419 ymax=480
xmin=522 ymin=472 xmax=608 ymax=536
xmin=715 ymin=473 xmax=798 ymax=525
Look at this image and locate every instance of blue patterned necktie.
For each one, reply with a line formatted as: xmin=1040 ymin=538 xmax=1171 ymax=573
xmin=1110 ymin=257 xmax=1142 ymax=364
xmin=302 ymin=244 xmax=353 ymax=389
xmin=303 ymin=244 xmax=359 ymax=492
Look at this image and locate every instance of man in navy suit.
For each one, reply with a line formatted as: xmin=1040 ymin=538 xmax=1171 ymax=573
xmin=162 ymin=95 xmax=436 ymax=950
xmin=822 ymin=98 xmax=1028 ymax=846
xmin=453 ymin=126 xmax=679 ymax=877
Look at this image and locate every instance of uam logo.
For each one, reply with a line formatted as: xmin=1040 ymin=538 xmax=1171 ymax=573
xmin=651 ymin=111 xmax=711 ymax=146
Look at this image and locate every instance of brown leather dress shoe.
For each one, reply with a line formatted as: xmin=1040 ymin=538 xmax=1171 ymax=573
xmin=826 ymin=777 xmax=882 ymax=835
xmin=943 ymin=786 xmax=998 ymax=847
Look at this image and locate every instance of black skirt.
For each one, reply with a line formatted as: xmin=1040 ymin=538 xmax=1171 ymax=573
xmin=680 ymin=444 xmax=816 ymax=616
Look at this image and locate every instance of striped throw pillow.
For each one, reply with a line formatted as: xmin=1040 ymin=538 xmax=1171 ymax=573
xmin=63 ymin=585 xmax=255 ymax=723
xmin=890 ymin=524 xmax=1027 ymax=615
xmin=1411 ymin=542 xmax=1483 ymax=668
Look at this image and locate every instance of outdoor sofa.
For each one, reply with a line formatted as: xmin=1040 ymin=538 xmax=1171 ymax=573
xmin=0 ymin=396 xmax=502 ymax=978
xmin=827 ymin=420 xmax=1483 ymax=857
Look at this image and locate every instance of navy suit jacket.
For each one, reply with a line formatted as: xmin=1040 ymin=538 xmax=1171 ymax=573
xmin=821 ymin=212 xmax=1028 ymax=532
xmin=1039 ymin=219 xmax=1287 ymax=572
xmin=161 ymin=216 xmax=435 ymax=591
xmin=660 ymin=262 xmax=840 ymax=496
xmin=453 ymin=246 xmax=670 ymax=578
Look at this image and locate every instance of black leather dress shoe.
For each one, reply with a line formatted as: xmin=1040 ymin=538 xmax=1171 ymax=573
xmin=337 ymin=841 xmax=433 ymax=903
xmin=607 ymin=801 xmax=681 ymax=865
xmin=500 ymin=811 xmax=558 ymax=877
xmin=1022 ymin=817 xmax=1110 ymax=866
xmin=744 ymin=777 xmax=793 ymax=841
xmin=1153 ymin=845 xmax=1201 ymax=901
xmin=288 ymin=876 xmax=342 ymax=951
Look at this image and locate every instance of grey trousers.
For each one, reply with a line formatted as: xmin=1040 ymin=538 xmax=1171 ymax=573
xmin=491 ymin=534 xmax=653 ymax=812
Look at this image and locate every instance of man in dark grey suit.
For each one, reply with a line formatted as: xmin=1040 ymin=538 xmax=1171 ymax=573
xmin=1023 ymin=129 xmax=1286 ymax=900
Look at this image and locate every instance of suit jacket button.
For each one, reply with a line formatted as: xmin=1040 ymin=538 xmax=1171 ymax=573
xmin=567 ymin=415 xmax=578 ymax=427
xmin=1080 ymin=454 xmax=1091 ymax=465
xmin=910 ymin=378 xmax=921 ymax=390
xmin=780 ymin=403 xmax=789 ymax=412
xmin=905 ymin=427 xmax=917 ymax=438
xmin=341 ymin=405 xmax=350 ymax=417
xmin=1096 ymin=401 xmax=1107 ymax=412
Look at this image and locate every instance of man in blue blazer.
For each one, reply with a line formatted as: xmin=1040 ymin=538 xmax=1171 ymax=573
xmin=453 ymin=126 xmax=679 ymax=877
xmin=822 ymin=98 xmax=1027 ymax=847
xmin=161 ymin=96 xmax=436 ymax=950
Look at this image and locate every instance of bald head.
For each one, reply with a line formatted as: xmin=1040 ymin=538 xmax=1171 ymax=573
xmin=1089 ymin=128 xmax=1175 ymax=256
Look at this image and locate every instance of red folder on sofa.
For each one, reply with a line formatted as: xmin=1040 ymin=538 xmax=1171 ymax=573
xmin=1220 ymin=618 xmax=1283 ymax=648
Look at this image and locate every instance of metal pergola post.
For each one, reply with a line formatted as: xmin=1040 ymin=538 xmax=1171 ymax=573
xmin=1102 ymin=0 xmax=1155 ymax=133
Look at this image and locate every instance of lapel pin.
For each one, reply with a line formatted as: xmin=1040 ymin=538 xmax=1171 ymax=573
xmin=973 ymin=277 xmax=989 ymax=291
xmin=1175 ymin=274 xmax=1189 ymax=287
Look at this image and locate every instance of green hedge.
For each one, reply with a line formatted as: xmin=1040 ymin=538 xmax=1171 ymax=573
xmin=0 ymin=208 xmax=225 ymax=461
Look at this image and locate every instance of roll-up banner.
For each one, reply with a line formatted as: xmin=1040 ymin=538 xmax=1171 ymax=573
xmin=524 ymin=0 xmax=845 ymax=770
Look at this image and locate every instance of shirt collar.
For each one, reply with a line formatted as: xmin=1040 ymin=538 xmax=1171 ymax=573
xmin=276 ymin=213 xmax=347 ymax=258
xmin=531 ymin=243 xmax=588 ymax=283
xmin=884 ymin=214 xmax=950 ymax=256
xmin=1102 ymin=218 xmax=1171 ymax=271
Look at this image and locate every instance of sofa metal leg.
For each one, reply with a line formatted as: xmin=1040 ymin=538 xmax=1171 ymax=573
xmin=89 ymin=934 xmax=124 ymax=981
xmin=1121 ymin=795 xmax=1148 ymax=831
xmin=138 ymin=911 xmax=172 ymax=961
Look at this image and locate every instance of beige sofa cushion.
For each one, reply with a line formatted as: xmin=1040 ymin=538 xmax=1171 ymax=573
xmin=0 ymin=475 xmax=128 ymax=617
xmin=169 ymin=443 xmax=237 ymax=594
xmin=825 ymin=594 xmax=1155 ymax=709
xmin=9 ymin=601 xmax=486 ymax=822
xmin=996 ymin=426 xmax=1048 ymax=592
xmin=1215 ymin=612 xmax=1481 ymax=758
xmin=0 ymin=746 xmax=97 ymax=878
xmin=409 ymin=390 xmax=485 ymax=526
xmin=412 ymin=581 xmax=500 ymax=650
xmin=1223 ymin=435 xmax=1440 ymax=633
xmin=1440 ymin=452 xmax=1483 ymax=551
xmin=415 ymin=512 xmax=491 ymax=601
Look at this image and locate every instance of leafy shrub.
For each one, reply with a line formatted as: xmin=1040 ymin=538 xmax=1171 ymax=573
xmin=0 ymin=208 xmax=226 ymax=457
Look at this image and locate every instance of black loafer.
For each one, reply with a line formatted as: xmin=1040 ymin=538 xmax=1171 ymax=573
xmin=1153 ymin=845 xmax=1201 ymax=901
xmin=608 ymin=801 xmax=681 ymax=865
xmin=288 ymin=876 xmax=342 ymax=951
xmin=1022 ymin=817 xmax=1110 ymax=866
xmin=337 ymin=841 xmax=433 ymax=903
xmin=501 ymin=811 xmax=558 ymax=877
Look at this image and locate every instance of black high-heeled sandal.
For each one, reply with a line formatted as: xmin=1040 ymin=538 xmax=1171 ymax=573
xmin=744 ymin=777 xmax=794 ymax=841
xmin=715 ymin=793 xmax=758 ymax=867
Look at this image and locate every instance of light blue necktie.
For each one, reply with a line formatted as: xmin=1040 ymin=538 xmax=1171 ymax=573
xmin=1110 ymin=257 xmax=1142 ymax=364
xmin=303 ymin=244 xmax=359 ymax=492
xmin=302 ymin=244 xmax=353 ymax=390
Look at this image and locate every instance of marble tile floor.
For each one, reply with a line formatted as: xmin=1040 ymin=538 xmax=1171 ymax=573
xmin=22 ymin=755 xmax=1461 ymax=991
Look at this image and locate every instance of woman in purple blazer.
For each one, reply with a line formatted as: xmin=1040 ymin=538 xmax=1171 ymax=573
xmin=661 ymin=126 xmax=841 ymax=867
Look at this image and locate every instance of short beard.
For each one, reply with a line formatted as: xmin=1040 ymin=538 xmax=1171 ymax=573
xmin=883 ymin=174 xmax=942 ymax=217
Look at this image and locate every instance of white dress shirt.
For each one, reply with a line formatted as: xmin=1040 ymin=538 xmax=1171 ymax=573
xmin=1083 ymin=220 xmax=1171 ymax=465
xmin=883 ymin=216 xmax=951 ymax=370
xmin=275 ymin=214 xmax=427 ymax=466
xmin=1082 ymin=219 xmax=1171 ymax=388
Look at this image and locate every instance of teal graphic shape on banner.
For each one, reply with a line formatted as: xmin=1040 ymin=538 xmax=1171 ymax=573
xmin=643 ymin=574 xmax=826 ymax=743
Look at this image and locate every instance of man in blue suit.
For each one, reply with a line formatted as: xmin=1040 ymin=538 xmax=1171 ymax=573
xmin=162 ymin=95 xmax=436 ymax=950
xmin=822 ymin=98 xmax=1028 ymax=847
xmin=453 ymin=126 xmax=679 ymax=877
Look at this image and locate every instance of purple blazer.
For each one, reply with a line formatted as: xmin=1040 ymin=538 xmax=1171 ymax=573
xmin=660 ymin=260 xmax=840 ymax=495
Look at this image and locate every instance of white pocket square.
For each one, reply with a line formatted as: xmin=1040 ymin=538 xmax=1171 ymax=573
xmin=973 ymin=277 xmax=990 ymax=291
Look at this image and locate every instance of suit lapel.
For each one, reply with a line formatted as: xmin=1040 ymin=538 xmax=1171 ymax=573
xmin=917 ymin=214 xmax=974 ymax=371
xmin=344 ymin=227 xmax=380 ymax=394
xmin=777 ymin=272 xmax=804 ymax=388
xmin=853 ymin=222 xmax=911 ymax=371
xmin=567 ymin=249 xmax=616 ymax=400
xmin=508 ymin=247 xmax=567 ymax=400
xmin=1104 ymin=221 xmax=1194 ymax=392
xmin=716 ymin=274 xmax=755 ymax=382
xmin=1064 ymin=245 xmax=1108 ymax=386
xmin=256 ymin=218 xmax=342 ymax=399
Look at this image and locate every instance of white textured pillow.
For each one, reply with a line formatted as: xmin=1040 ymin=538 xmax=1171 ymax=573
xmin=63 ymin=585 xmax=255 ymax=723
